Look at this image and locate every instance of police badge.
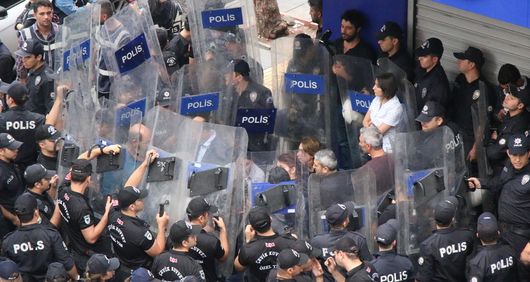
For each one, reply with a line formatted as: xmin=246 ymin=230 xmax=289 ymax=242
xmin=499 ymin=138 xmax=506 ymax=145
xmin=249 ymin=91 xmax=258 ymax=103
xmin=522 ymin=175 xmax=529 ymax=185
xmin=472 ymin=90 xmax=480 ymax=100
xmin=35 ymin=75 xmax=41 ymax=86
xmin=421 ymin=88 xmax=427 ymax=99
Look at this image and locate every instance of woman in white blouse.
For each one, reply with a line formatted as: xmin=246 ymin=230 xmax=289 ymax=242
xmin=362 ymin=73 xmax=403 ymax=153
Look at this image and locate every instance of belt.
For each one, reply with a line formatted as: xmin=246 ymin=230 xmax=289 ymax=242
xmin=499 ymin=222 xmax=530 ymax=239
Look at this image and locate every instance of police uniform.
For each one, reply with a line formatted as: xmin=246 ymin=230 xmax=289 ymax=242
xmin=413 ymin=38 xmax=450 ymax=110
xmin=188 ymin=228 xmax=225 ymax=282
xmin=25 ymin=64 xmax=54 ymax=115
xmin=167 ymin=33 xmax=193 ymax=69
xmin=107 ymin=188 xmax=155 ymax=270
xmin=34 ymin=124 xmax=60 ymax=171
xmin=1 ymin=193 xmax=74 ymax=281
xmin=151 ymin=220 xmax=205 ymax=281
xmin=25 ymin=190 xmax=55 ymax=224
xmin=0 ymin=133 xmax=25 ymax=238
xmin=163 ymin=49 xmax=179 ymax=76
xmin=417 ymin=198 xmax=474 ymax=282
xmin=466 ymin=212 xmax=517 ymax=282
xmin=371 ymin=221 xmax=415 ymax=282
xmin=57 ymin=186 xmax=112 ymax=269
xmin=376 ymin=22 xmax=414 ymax=81
xmin=345 ymin=262 xmax=378 ymax=282
xmin=479 ymin=135 xmax=530 ymax=279
xmin=0 ymin=41 xmax=16 ymax=83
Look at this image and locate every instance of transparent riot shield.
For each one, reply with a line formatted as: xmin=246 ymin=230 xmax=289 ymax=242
xmin=186 ymin=0 xmax=262 ymax=83
xmin=377 ymin=57 xmax=418 ymax=132
xmin=54 ymin=6 xmax=101 ymax=98
xmin=93 ymin=98 xmax=143 ymax=199
xmin=333 ymin=55 xmax=375 ymax=168
xmin=144 ymin=107 xmax=248 ymax=276
xmin=305 ymin=169 xmax=377 ymax=250
xmin=100 ymin=0 xmax=169 ymax=114
xmin=247 ymin=151 xmax=306 ymax=236
xmin=272 ymin=36 xmax=334 ymax=151
xmin=173 ymin=62 xmax=233 ymax=124
xmin=394 ymin=127 xmax=455 ymax=257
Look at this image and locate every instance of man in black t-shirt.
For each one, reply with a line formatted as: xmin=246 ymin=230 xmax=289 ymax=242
xmin=234 ymin=207 xmax=298 ymax=282
xmin=108 ymin=150 xmax=169 ymax=281
xmin=186 ymin=196 xmax=228 ymax=282
xmin=34 ymin=124 xmax=60 ymax=170
xmin=57 ymin=158 xmax=114 ymax=273
xmin=151 ymin=220 xmax=205 ymax=281
xmin=333 ymin=9 xmax=376 ymax=63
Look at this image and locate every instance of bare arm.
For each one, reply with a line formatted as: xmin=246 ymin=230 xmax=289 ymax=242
xmin=78 ymin=144 xmax=121 ymax=161
xmin=50 ymin=203 xmax=62 ymax=228
xmin=377 ymin=123 xmax=393 ymax=135
xmin=124 ymin=150 xmax=158 ymax=187
xmin=81 ymin=197 xmax=112 ymax=244
xmin=213 ymin=216 xmax=229 ymax=262
xmin=145 ymin=211 xmax=169 ymax=257
xmin=362 ymin=110 xmax=372 ymax=128
xmin=45 ymin=85 xmax=66 ymax=126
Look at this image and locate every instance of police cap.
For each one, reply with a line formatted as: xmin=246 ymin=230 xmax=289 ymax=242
xmin=15 ymin=39 xmax=44 ymax=57
xmin=376 ymin=222 xmax=397 ymax=245
xmin=377 ymin=21 xmax=402 ymax=40
xmin=46 ymin=262 xmax=69 ymax=281
xmin=118 ymin=186 xmax=149 ymax=209
xmin=477 ymin=212 xmax=499 ymax=240
xmin=0 ymin=133 xmax=23 ymax=150
xmin=86 ymin=254 xmax=120 ymax=275
xmin=6 ymin=83 xmax=29 ymax=105
xmin=416 ymin=101 xmax=445 ymax=123
xmin=277 ymin=249 xmax=309 ymax=269
xmin=505 ymin=84 xmax=530 ymax=106
xmin=14 ymin=193 xmax=38 ymax=216
xmin=292 ymin=239 xmax=323 ymax=258
xmin=415 ymin=37 xmax=444 ymax=58
xmin=248 ymin=206 xmax=271 ymax=230
xmin=333 ymin=236 xmax=359 ymax=254
xmin=434 ymin=196 xmax=457 ymax=225
xmin=34 ymin=124 xmax=61 ymax=142
xmin=325 ymin=203 xmax=348 ymax=225
xmin=70 ymin=159 xmax=92 ymax=176
xmin=453 ymin=46 xmax=485 ymax=68
xmin=24 ymin=164 xmax=56 ymax=185
xmin=169 ymin=220 xmax=201 ymax=245
xmin=186 ymin=196 xmax=218 ymax=218
xmin=131 ymin=267 xmax=161 ymax=282
xmin=233 ymin=59 xmax=250 ymax=77
xmin=508 ymin=134 xmax=529 ymax=155
xmin=0 ymin=258 xmax=19 ymax=280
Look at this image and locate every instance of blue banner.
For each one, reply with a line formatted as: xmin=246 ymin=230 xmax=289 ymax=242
xmin=251 ymin=181 xmax=296 ymax=214
xmin=348 ymin=91 xmax=374 ymax=114
xmin=180 ymin=93 xmax=219 ymax=116
xmin=284 ymin=73 xmax=324 ymax=95
xmin=201 ymin=8 xmax=244 ymax=28
xmin=114 ymin=33 xmax=151 ymax=74
xmin=235 ymin=108 xmax=276 ymax=134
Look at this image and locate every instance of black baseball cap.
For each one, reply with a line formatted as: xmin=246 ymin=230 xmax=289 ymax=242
xmin=248 ymin=207 xmax=271 ymax=230
xmin=434 ymin=196 xmax=457 ymax=225
xmin=86 ymin=254 xmax=120 ymax=275
xmin=508 ymin=134 xmax=529 ymax=155
xmin=415 ymin=37 xmax=444 ymax=57
xmin=333 ymin=236 xmax=359 ymax=254
xmin=186 ymin=197 xmax=218 ymax=218
xmin=377 ymin=21 xmax=402 ymax=40
xmin=131 ymin=267 xmax=161 ymax=282
xmin=14 ymin=193 xmax=38 ymax=215
xmin=6 ymin=83 xmax=29 ymax=104
xmin=233 ymin=59 xmax=250 ymax=77
xmin=0 ymin=80 xmax=13 ymax=94
xmin=416 ymin=101 xmax=446 ymax=122
xmin=454 ymin=46 xmax=485 ymax=68
xmin=34 ymin=124 xmax=61 ymax=142
xmin=292 ymin=239 xmax=323 ymax=258
xmin=477 ymin=212 xmax=499 ymax=240
xmin=70 ymin=159 xmax=92 ymax=176
xmin=0 ymin=133 xmax=23 ymax=150
xmin=376 ymin=221 xmax=397 ymax=245
xmin=0 ymin=258 xmax=19 ymax=280
xmin=325 ymin=203 xmax=348 ymax=225
xmin=24 ymin=164 xmax=56 ymax=184
xmin=277 ymin=249 xmax=309 ymax=269
xmin=169 ymin=220 xmax=201 ymax=244
xmin=15 ymin=39 xmax=44 ymax=57
xmin=505 ymin=84 xmax=530 ymax=106
xmin=118 ymin=186 xmax=149 ymax=209
xmin=46 ymin=262 xmax=69 ymax=281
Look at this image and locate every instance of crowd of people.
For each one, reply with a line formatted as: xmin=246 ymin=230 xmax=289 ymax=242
xmin=0 ymin=0 xmax=529 ymax=281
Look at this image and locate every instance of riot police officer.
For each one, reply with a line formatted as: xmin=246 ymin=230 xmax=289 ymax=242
xmin=466 ymin=212 xmax=517 ymax=281
xmin=468 ymin=134 xmax=530 ymax=280
xmin=0 ymin=82 xmax=63 ymax=171
xmin=108 ymin=150 xmax=169 ymax=280
xmin=371 ymin=220 xmax=415 ymax=282
xmin=186 ymin=196 xmax=229 ymax=282
xmin=417 ymin=196 xmax=474 ymax=281
xmin=234 ymin=207 xmax=298 ymax=281
xmin=0 ymin=133 xmax=25 ymax=238
xmin=15 ymin=39 xmax=54 ymax=115
xmin=151 ymin=220 xmax=205 ymax=281
xmin=310 ymin=203 xmax=373 ymax=282
xmin=34 ymin=124 xmax=60 ymax=170
xmin=324 ymin=237 xmax=379 ymax=282
xmin=57 ymin=158 xmax=115 ymax=273
xmin=1 ymin=193 xmax=78 ymax=281
xmin=376 ymin=21 xmax=414 ymax=81
xmin=413 ymin=38 xmax=450 ymax=110
xmin=23 ymin=163 xmax=60 ymax=226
